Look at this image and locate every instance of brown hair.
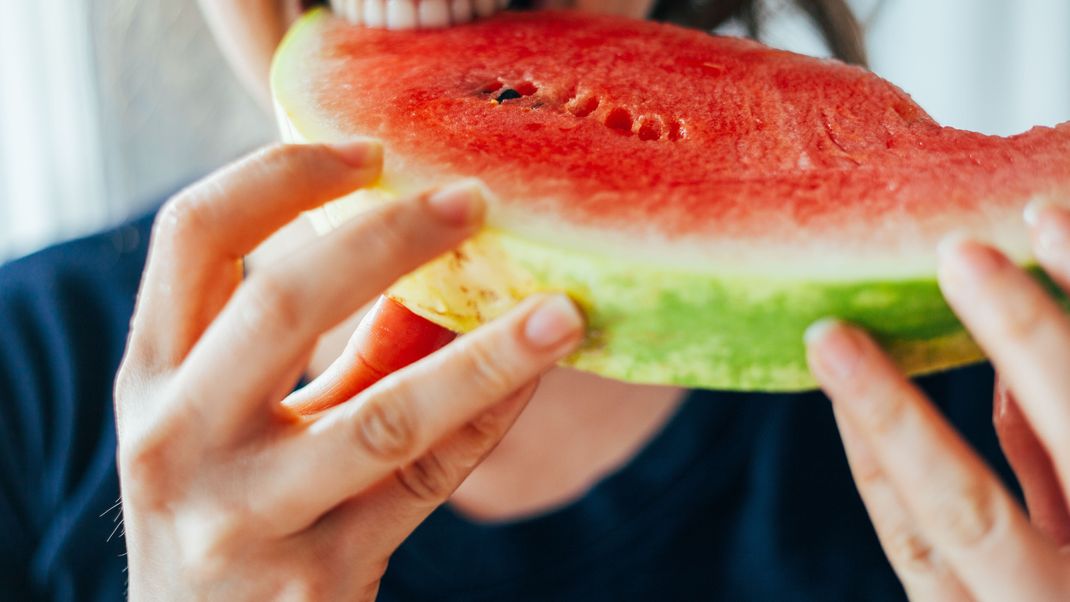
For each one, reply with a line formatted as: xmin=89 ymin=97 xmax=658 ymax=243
xmin=651 ymin=0 xmax=867 ymax=66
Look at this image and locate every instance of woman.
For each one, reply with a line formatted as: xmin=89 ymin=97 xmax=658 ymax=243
xmin=2 ymin=0 xmax=1067 ymax=599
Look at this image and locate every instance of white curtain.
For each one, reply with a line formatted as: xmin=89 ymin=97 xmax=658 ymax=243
xmin=732 ymin=0 xmax=1070 ymax=135
xmin=1 ymin=0 xmax=1068 ymax=261
xmin=0 ymin=0 xmax=272 ymax=261
xmin=0 ymin=0 xmax=108 ymax=259
xmin=865 ymin=0 xmax=1070 ymax=136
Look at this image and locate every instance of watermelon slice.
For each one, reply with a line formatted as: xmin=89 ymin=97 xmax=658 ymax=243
xmin=271 ymin=8 xmax=1070 ymax=391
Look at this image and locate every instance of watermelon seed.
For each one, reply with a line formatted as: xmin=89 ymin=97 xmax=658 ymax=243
xmin=496 ymin=88 xmax=523 ymax=102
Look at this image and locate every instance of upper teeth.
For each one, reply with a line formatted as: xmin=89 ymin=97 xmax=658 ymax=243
xmin=329 ymin=0 xmax=504 ymax=28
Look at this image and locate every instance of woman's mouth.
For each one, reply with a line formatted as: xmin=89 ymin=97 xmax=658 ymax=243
xmin=328 ymin=0 xmax=511 ymax=29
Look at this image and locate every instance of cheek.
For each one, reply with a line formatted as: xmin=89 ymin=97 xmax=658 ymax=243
xmin=199 ymin=0 xmax=311 ymax=104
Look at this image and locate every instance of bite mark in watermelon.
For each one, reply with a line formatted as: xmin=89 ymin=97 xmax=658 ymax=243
xmin=271 ymin=8 xmax=1070 ymax=391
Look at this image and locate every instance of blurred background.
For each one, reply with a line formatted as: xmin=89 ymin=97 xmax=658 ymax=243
xmin=0 ymin=0 xmax=1068 ymax=261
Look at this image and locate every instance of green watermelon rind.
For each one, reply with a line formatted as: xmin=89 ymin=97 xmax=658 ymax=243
xmin=269 ymin=8 xmax=1057 ymax=391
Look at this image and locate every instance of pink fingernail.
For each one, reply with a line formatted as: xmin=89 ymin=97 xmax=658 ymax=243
xmin=804 ymin=318 xmax=862 ymax=382
xmin=330 ymin=138 xmax=383 ymax=169
xmin=1024 ymin=200 xmax=1070 ymax=262
xmin=937 ymin=233 xmax=1004 ymax=288
xmin=524 ymin=295 xmax=584 ymax=350
xmin=426 ymin=180 xmax=486 ymax=227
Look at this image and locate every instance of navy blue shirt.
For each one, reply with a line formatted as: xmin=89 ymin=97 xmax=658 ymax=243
xmin=1 ymin=210 xmax=1020 ymax=601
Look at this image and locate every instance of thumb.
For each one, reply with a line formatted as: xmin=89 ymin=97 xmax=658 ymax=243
xmin=993 ymin=375 xmax=1070 ymax=546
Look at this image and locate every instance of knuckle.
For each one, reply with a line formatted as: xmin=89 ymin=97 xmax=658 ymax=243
xmin=450 ymin=423 xmax=499 ymax=474
xmin=467 ymin=408 xmax=508 ymax=447
xmin=357 ymin=203 xmax=415 ymax=260
xmin=178 ymin=513 xmax=245 ymax=585
xmin=241 ymin=274 xmax=304 ymax=335
xmin=114 ymin=383 xmax=188 ymax=510
xmin=154 ymin=188 xmax=213 ymax=250
xmin=256 ymin=142 xmax=308 ymax=169
xmin=855 ymin=387 xmax=909 ymax=437
xmin=461 ymin=340 xmax=517 ymax=397
xmin=849 ymin=455 xmax=884 ymax=488
xmin=352 ymin=394 xmax=420 ymax=462
xmin=996 ymin=286 xmax=1048 ymax=341
xmin=118 ymin=437 xmax=172 ymax=510
xmin=395 ymin=450 xmax=456 ymax=504
xmin=253 ymin=143 xmax=320 ymax=189
xmin=885 ymin=528 xmax=935 ymax=575
xmin=928 ymin=480 xmax=999 ymax=549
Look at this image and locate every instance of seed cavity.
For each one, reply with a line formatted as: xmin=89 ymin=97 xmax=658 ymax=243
xmin=636 ymin=115 xmax=664 ymax=141
xmin=604 ymin=107 xmax=633 ymax=135
xmin=477 ymin=78 xmax=686 ymax=142
xmin=667 ymin=119 xmax=686 ymax=141
xmin=567 ymin=95 xmax=600 ymax=118
xmin=514 ymin=81 xmax=538 ymax=96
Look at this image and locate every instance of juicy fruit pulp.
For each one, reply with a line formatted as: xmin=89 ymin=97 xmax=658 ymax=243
xmin=272 ymin=8 xmax=1070 ymax=390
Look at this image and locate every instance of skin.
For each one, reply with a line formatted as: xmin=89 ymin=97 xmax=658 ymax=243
xmin=117 ymin=141 xmax=587 ymax=598
xmin=196 ymin=0 xmax=684 ymax=523
xmin=805 ymin=203 xmax=1070 ymax=600
xmin=114 ymin=0 xmax=1067 ymax=598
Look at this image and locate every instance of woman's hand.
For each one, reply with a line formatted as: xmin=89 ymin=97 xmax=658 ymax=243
xmin=115 ymin=141 xmax=584 ymax=600
xmin=805 ymin=202 xmax=1070 ymax=601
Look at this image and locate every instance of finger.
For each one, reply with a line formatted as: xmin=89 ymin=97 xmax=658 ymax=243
xmin=1025 ymin=200 xmax=1070 ymax=291
xmin=131 ymin=141 xmax=382 ymax=368
xmin=993 ymin=378 xmax=1070 ymax=546
xmin=178 ymin=181 xmax=486 ymax=436
xmin=937 ymin=235 xmax=1070 ymax=491
xmin=315 ymin=380 xmax=537 ymax=557
xmin=264 ymin=293 xmax=583 ymax=533
xmin=834 ymin=407 xmax=974 ymax=601
xmin=806 ymin=320 xmax=1064 ymax=602
xmin=284 ymin=296 xmax=455 ymax=415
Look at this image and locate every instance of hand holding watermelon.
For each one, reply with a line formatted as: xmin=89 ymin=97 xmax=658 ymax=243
xmin=113 ymin=141 xmax=583 ymax=599
xmin=806 ymin=208 xmax=1070 ymax=600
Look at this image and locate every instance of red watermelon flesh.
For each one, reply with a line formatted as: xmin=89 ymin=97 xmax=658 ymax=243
xmin=289 ymin=10 xmax=1070 ymax=276
xmin=271 ymin=9 xmax=1070 ymax=390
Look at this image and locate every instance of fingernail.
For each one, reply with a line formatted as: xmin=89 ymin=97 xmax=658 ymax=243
xmin=330 ymin=138 xmax=383 ymax=169
xmin=804 ymin=318 xmax=862 ymax=382
xmin=1024 ymin=198 xmax=1055 ymax=227
xmin=524 ymin=295 xmax=584 ymax=349
xmin=937 ymin=232 xmax=1003 ymax=287
xmin=1024 ymin=199 xmax=1070 ymax=261
xmin=426 ymin=180 xmax=486 ymax=226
